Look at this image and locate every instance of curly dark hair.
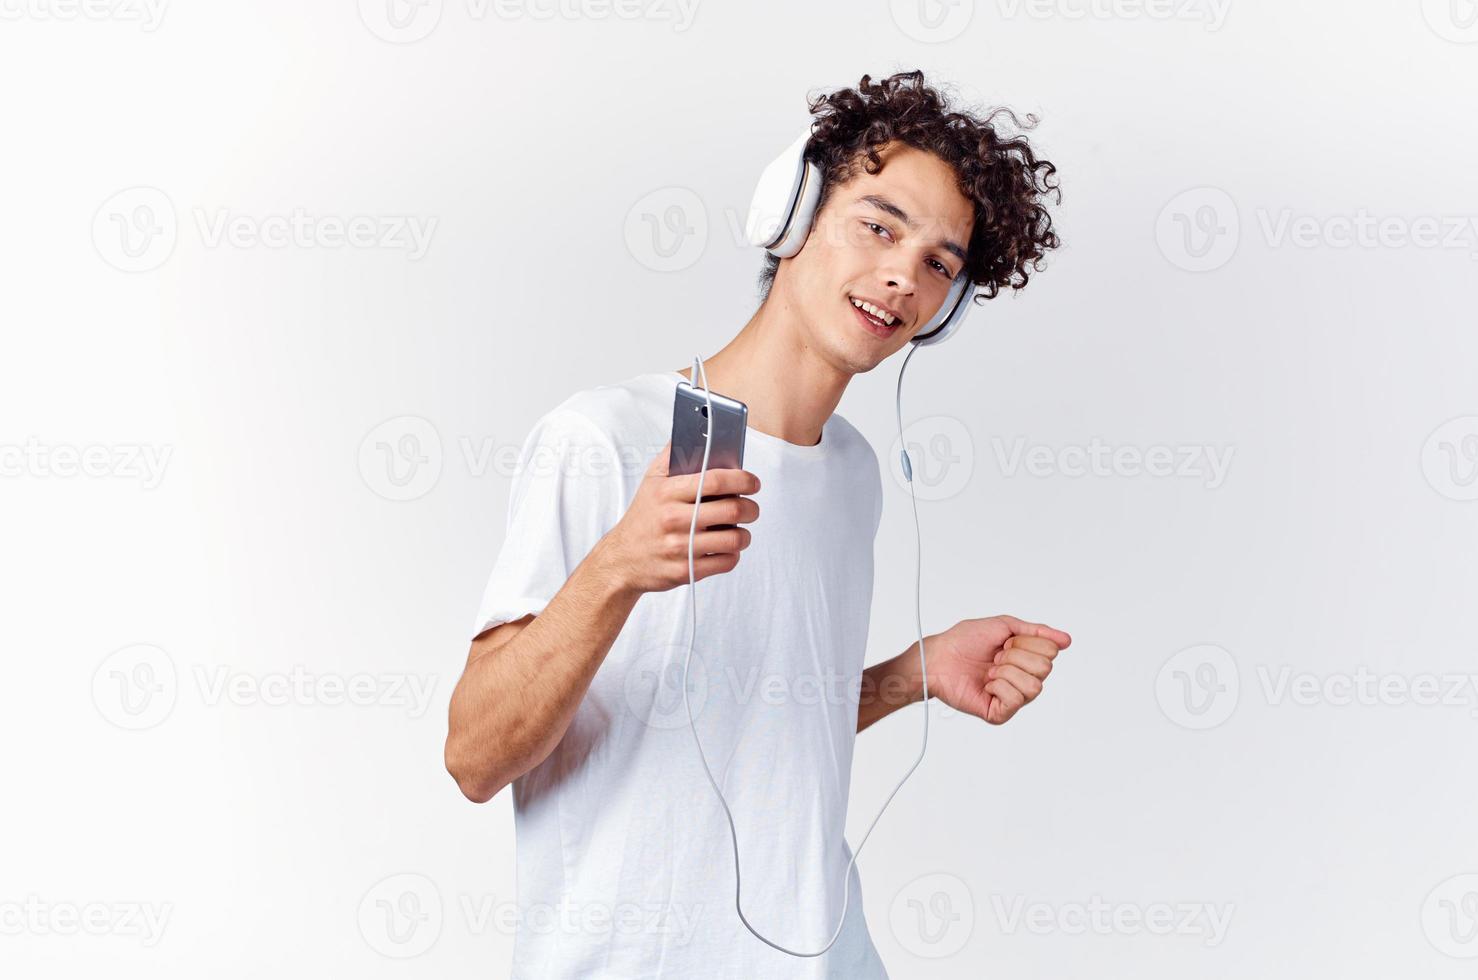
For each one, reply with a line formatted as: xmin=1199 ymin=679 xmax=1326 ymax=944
xmin=756 ymin=70 xmax=1061 ymax=309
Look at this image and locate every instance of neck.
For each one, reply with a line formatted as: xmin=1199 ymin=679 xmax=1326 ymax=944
xmin=674 ymin=291 xmax=849 ymax=448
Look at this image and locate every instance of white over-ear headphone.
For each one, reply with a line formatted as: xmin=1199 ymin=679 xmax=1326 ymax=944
xmin=744 ymin=128 xmax=975 ymax=346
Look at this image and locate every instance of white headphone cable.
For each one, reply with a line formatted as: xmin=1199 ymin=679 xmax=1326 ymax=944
xmin=681 ymin=347 xmax=932 ymax=957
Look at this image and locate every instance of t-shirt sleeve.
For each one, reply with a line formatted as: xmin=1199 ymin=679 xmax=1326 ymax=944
xmin=471 ymin=407 xmax=624 ymax=639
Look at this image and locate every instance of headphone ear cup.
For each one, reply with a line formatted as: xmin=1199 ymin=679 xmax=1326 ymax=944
xmin=746 ymin=129 xmax=822 ymax=258
xmin=767 ymin=160 xmax=821 ymax=258
xmin=911 ymin=276 xmax=973 ymax=347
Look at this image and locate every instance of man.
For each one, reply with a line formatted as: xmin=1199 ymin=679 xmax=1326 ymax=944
xmin=446 ymin=70 xmax=1069 ymax=977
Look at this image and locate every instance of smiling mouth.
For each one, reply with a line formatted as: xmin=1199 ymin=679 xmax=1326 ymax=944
xmin=849 ymin=297 xmax=900 ymax=337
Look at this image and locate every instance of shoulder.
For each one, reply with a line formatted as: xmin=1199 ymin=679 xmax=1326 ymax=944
xmin=517 ymin=372 xmax=670 ymax=480
xmin=826 ymin=411 xmax=885 ymax=532
xmin=524 ymin=372 xmax=666 ymax=438
xmin=827 ymin=411 xmax=881 ymax=473
xmin=554 ymin=372 xmax=669 ymax=438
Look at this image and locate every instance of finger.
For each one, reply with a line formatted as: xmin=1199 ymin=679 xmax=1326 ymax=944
xmin=667 ymin=467 xmax=761 ymax=501
xmin=689 ymin=552 xmax=741 ymax=582
xmin=989 ymin=663 xmax=1044 ymax=701
xmin=984 ymin=679 xmax=1026 ymax=724
xmin=1003 ymin=635 xmax=1061 ymax=660
xmin=680 ymin=526 xmax=751 ymax=557
xmin=996 ymin=615 xmax=1071 ymax=649
xmin=995 ymin=647 xmax=1054 ymax=680
xmin=689 ymin=496 xmax=759 ymax=528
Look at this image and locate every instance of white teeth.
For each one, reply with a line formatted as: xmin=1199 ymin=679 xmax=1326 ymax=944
xmin=851 ymin=297 xmax=897 ymax=326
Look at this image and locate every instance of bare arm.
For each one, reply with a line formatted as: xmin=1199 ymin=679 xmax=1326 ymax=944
xmin=857 ymin=639 xmax=928 ymax=734
xmin=445 ymin=539 xmax=639 ymax=803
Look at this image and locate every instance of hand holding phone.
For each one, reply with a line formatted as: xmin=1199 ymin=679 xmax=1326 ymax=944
xmin=600 ymin=435 xmax=761 ymax=595
xmin=596 ymin=380 xmax=759 ymax=596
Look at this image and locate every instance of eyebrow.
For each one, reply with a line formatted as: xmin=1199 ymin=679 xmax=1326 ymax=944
xmin=858 ymin=194 xmax=968 ymax=266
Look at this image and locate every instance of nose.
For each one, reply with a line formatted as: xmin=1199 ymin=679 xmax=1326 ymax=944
xmin=879 ymin=253 xmax=917 ymax=296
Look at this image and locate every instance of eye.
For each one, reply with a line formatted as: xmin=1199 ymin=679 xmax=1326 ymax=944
xmin=867 ymin=220 xmax=956 ymax=277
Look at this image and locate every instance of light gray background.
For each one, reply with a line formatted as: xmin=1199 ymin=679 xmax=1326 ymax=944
xmin=3 ymin=1 xmax=1476 ymax=977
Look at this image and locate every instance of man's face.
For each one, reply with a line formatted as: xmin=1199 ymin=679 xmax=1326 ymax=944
xmin=780 ymin=141 xmax=975 ymax=372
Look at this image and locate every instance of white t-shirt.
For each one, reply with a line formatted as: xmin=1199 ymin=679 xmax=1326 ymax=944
xmin=472 ymin=370 xmax=890 ymax=979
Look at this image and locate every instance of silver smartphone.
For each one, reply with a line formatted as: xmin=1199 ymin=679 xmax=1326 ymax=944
xmin=670 ymin=380 xmax=748 ymax=531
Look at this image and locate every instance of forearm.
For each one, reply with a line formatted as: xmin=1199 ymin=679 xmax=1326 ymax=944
xmin=447 ymin=537 xmax=640 ymax=801
xmin=857 ymin=638 xmax=929 ymax=733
